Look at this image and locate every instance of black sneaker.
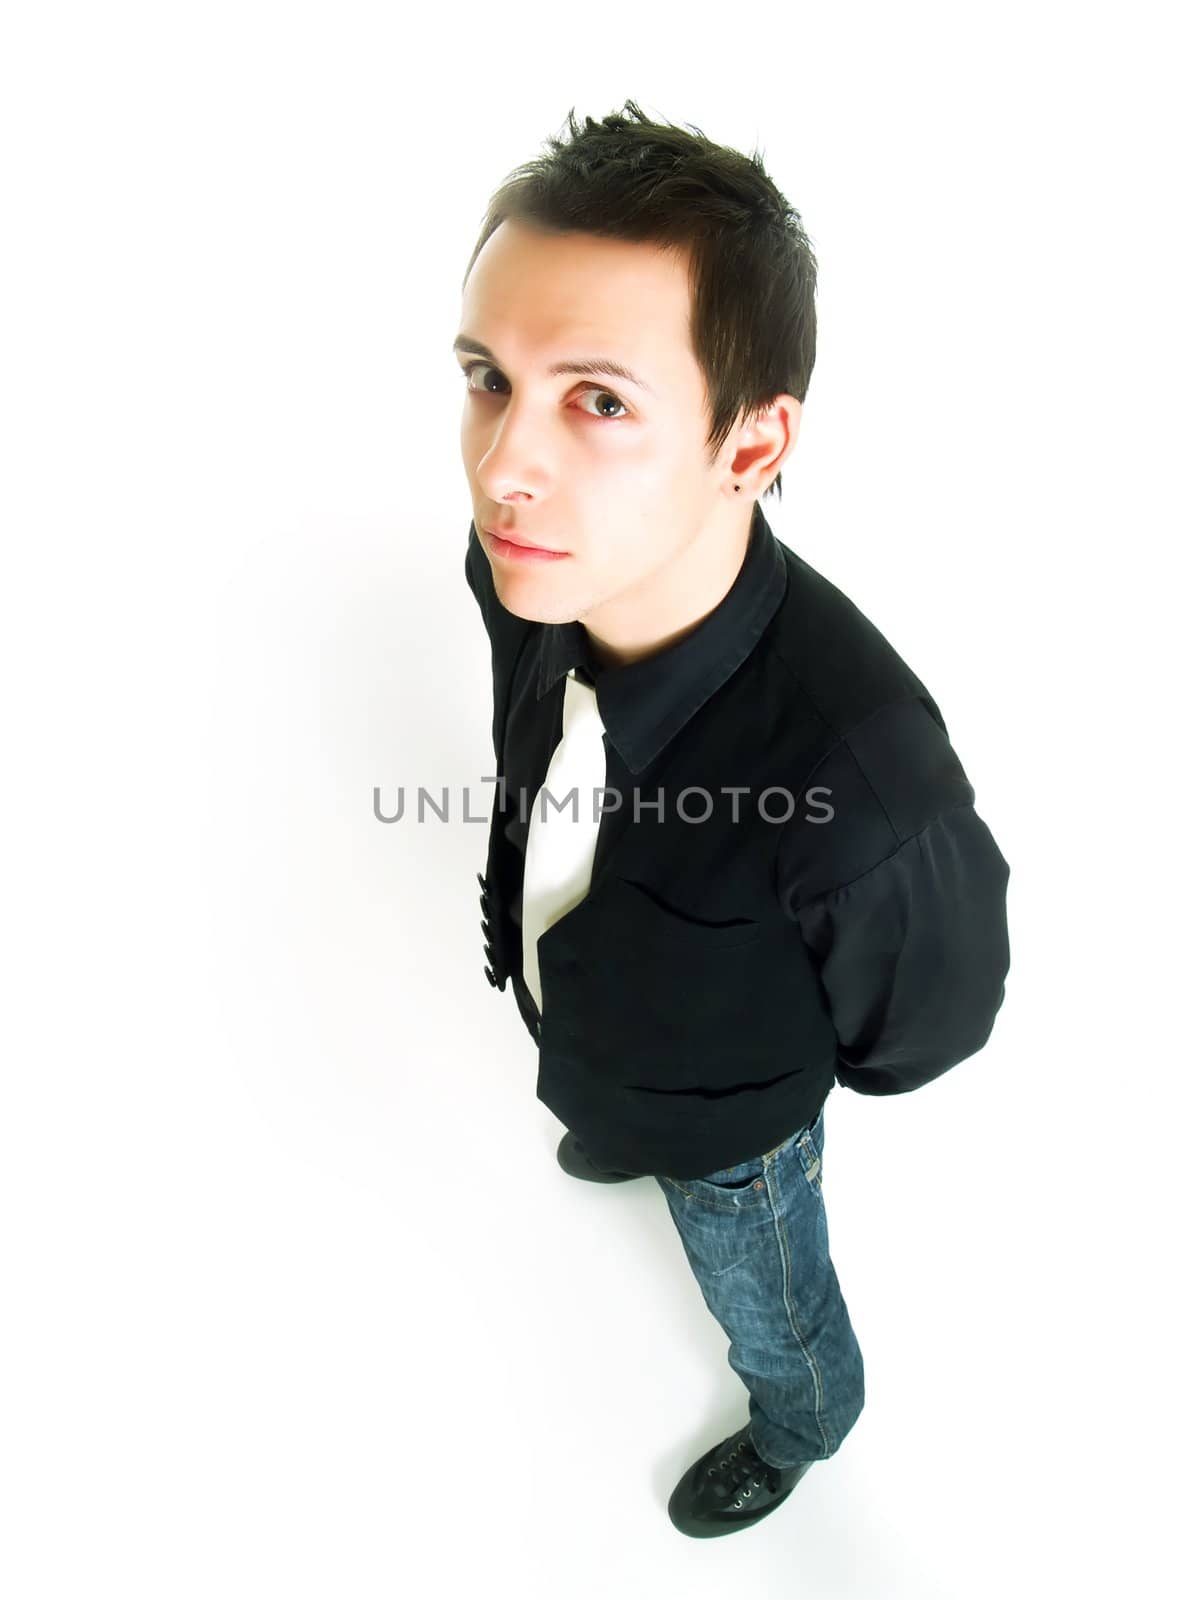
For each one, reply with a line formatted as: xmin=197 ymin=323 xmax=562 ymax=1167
xmin=667 ymin=1423 xmax=814 ymax=1537
xmin=556 ymin=1132 xmax=640 ymax=1183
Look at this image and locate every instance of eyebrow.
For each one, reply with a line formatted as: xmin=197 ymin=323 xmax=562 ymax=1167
xmin=451 ymin=334 xmax=655 ymax=395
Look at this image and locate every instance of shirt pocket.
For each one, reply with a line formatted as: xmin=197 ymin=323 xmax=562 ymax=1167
xmin=607 ymin=875 xmax=765 ymax=949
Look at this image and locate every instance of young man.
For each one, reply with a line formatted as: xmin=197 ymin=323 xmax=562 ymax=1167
xmin=458 ymin=102 xmax=1011 ymax=1538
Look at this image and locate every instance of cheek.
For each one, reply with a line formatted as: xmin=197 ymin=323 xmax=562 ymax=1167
xmin=589 ymin=521 xmax=671 ymax=582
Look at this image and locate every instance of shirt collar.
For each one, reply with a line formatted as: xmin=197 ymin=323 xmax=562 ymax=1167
xmin=535 ymin=499 xmax=787 ymax=775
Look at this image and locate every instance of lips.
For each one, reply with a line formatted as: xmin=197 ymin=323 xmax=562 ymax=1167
xmin=483 ymin=524 xmax=564 ymax=554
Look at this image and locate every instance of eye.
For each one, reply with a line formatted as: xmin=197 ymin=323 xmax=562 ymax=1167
xmin=457 ymin=362 xmax=630 ymax=422
xmin=576 ymin=388 xmax=629 ymax=421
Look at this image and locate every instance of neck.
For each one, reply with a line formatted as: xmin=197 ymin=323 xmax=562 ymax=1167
xmin=581 ymin=506 xmax=754 ymax=671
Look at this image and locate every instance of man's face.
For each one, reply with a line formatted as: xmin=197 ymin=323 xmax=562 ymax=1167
xmin=455 ymin=219 xmax=737 ymax=634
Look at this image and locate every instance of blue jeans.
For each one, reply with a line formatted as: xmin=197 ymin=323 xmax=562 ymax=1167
xmin=654 ymin=1106 xmax=865 ymax=1470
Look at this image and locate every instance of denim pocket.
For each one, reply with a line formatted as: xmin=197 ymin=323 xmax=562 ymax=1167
xmin=700 ymin=1121 xmax=809 ymax=1191
xmin=659 ymin=1152 xmax=770 ymax=1210
xmin=696 ymin=1154 xmax=765 ymax=1193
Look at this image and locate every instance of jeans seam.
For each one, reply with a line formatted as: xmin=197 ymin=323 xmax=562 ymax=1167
xmin=765 ymin=1157 xmax=833 ymax=1457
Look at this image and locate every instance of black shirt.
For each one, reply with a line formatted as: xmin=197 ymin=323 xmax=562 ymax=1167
xmin=467 ymin=501 xmax=1011 ymax=1177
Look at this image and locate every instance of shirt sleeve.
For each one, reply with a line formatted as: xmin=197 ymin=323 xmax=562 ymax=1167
xmin=776 ymin=697 xmax=1011 ymax=1095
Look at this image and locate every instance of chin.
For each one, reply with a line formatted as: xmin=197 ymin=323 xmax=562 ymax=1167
xmin=493 ymin=573 xmax=583 ymax=626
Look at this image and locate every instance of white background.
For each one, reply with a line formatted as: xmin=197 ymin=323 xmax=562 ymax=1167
xmin=2 ymin=3 xmax=1196 ymax=1595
